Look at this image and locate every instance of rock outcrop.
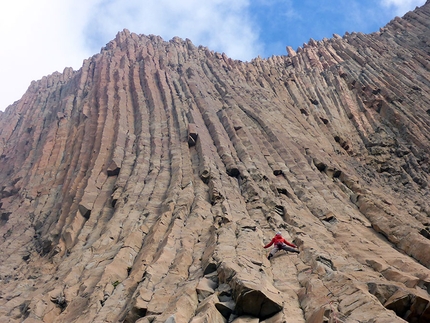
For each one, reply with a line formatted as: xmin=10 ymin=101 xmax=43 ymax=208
xmin=1 ymin=2 xmax=430 ymax=323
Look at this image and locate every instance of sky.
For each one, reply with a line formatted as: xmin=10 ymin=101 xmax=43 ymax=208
xmin=0 ymin=0 xmax=426 ymax=111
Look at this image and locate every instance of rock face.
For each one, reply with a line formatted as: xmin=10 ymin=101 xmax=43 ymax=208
xmin=1 ymin=2 xmax=430 ymax=323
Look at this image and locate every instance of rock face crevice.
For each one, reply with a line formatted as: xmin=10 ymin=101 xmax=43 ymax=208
xmin=1 ymin=2 xmax=430 ymax=323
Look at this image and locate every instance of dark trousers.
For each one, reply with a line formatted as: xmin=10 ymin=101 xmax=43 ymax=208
xmin=269 ymin=243 xmax=299 ymax=256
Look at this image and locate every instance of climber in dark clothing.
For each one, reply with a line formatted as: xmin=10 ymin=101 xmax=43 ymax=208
xmin=264 ymin=232 xmax=300 ymax=260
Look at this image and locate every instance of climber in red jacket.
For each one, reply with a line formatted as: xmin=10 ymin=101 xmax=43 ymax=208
xmin=264 ymin=232 xmax=300 ymax=260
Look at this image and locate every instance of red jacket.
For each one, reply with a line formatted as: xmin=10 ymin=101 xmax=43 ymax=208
xmin=264 ymin=235 xmax=297 ymax=249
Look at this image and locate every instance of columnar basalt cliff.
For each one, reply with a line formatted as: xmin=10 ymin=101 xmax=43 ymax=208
xmin=1 ymin=3 xmax=430 ymax=323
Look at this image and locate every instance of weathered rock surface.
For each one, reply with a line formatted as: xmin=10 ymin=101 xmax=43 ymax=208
xmin=1 ymin=2 xmax=430 ymax=322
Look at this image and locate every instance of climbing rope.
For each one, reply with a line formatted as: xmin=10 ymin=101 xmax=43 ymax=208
xmin=329 ymin=301 xmax=339 ymax=323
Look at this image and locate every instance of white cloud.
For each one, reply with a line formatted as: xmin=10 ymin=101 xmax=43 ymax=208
xmin=84 ymin=0 xmax=260 ymax=60
xmin=380 ymin=0 xmax=426 ymax=15
xmin=0 ymin=1 xmax=98 ymax=111
xmin=0 ymin=0 xmax=260 ymax=111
